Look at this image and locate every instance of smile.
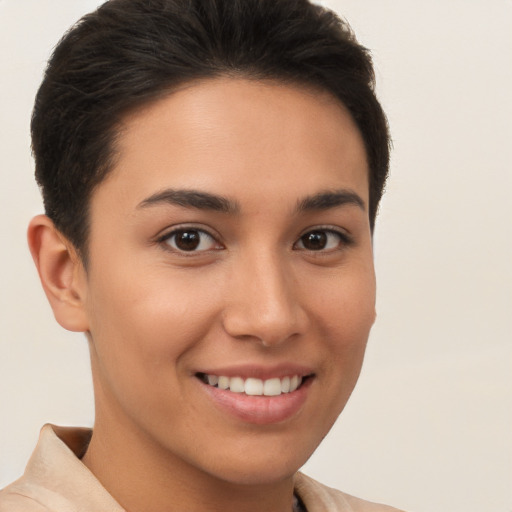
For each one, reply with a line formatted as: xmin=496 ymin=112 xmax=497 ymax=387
xmin=196 ymin=370 xmax=314 ymax=424
xmin=197 ymin=373 xmax=305 ymax=396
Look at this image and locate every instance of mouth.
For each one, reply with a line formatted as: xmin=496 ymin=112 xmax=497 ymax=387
xmin=194 ymin=366 xmax=315 ymax=424
xmin=196 ymin=372 xmax=312 ymax=397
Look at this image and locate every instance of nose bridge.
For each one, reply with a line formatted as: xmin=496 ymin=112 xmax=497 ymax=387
xmin=222 ymin=247 xmax=304 ymax=345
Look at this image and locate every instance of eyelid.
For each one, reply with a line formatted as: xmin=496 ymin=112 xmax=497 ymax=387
xmin=156 ymin=224 xmax=224 ymax=253
xmin=294 ymin=225 xmax=353 ymax=250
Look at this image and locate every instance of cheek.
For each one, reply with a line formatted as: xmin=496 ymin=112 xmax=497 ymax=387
xmin=313 ymin=261 xmax=376 ymax=342
xmin=310 ymin=263 xmax=375 ymax=401
xmin=84 ymin=265 xmax=221 ymax=390
xmin=85 ymin=272 xmax=224 ymax=430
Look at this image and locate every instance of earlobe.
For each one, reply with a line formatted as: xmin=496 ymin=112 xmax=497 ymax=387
xmin=27 ymin=215 xmax=89 ymax=332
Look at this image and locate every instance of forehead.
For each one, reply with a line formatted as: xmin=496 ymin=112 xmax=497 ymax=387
xmin=94 ymin=78 xmax=369 ymax=213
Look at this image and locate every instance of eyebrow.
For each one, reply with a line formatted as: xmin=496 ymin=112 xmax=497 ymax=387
xmin=137 ymin=187 xmax=365 ymax=215
xmin=138 ymin=188 xmax=240 ymax=214
xmin=296 ymin=189 xmax=366 ymax=213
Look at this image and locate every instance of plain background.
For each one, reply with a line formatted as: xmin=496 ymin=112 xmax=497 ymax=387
xmin=0 ymin=1 xmax=510 ymax=511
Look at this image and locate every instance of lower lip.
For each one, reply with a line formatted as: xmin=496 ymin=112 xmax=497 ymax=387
xmin=198 ymin=378 xmax=312 ymax=425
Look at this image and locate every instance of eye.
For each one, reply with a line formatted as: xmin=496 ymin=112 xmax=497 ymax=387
xmin=162 ymin=228 xmax=221 ymax=252
xmin=295 ymin=229 xmax=350 ymax=252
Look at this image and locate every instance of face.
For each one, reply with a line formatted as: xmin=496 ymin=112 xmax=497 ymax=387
xmin=80 ymin=78 xmax=375 ymax=485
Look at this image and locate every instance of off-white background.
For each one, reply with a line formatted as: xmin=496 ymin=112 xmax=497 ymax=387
xmin=1 ymin=1 xmax=511 ymax=511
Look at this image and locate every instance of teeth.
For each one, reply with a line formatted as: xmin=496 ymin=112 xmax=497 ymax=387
xmin=245 ymin=378 xmax=263 ymax=396
xmin=263 ymin=377 xmax=282 ymax=396
xmin=230 ymin=376 xmax=245 ymax=393
xmin=281 ymin=376 xmax=291 ymax=393
xmin=207 ymin=374 xmax=219 ymax=386
xmin=218 ymin=376 xmax=230 ymax=390
xmin=202 ymin=374 xmax=304 ymax=396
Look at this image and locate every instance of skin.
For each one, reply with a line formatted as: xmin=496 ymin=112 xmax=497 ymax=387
xmin=29 ymin=78 xmax=376 ymax=512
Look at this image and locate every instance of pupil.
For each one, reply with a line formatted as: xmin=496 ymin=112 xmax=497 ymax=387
xmin=175 ymin=230 xmax=200 ymax=251
xmin=303 ymin=231 xmax=327 ymax=250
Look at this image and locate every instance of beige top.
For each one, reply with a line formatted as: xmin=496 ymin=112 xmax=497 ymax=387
xmin=0 ymin=425 xmax=404 ymax=512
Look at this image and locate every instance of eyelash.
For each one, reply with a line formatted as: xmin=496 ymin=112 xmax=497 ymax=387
xmin=294 ymin=227 xmax=353 ymax=253
xmin=157 ymin=226 xmax=222 ymax=254
xmin=156 ymin=225 xmax=352 ymax=254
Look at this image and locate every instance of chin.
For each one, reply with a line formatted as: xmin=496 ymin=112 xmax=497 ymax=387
xmin=197 ymin=433 xmax=320 ymax=486
xmin=211 ymin=459 xmax=301 ymax=487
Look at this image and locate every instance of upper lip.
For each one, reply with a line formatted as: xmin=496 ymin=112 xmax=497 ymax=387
xmin=194 ymin=363 xmax=315 ymax=380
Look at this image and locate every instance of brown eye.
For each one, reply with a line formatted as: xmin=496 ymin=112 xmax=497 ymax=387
xmin=295 ymin=229 xmax=349 ymax=252
xmin=300 ymin=231 xmax=328 ymax=250
xmin=174 ymin=230 xmax=201 ymax=251
xmin=164 ymin=229 xmax=219 ymax=252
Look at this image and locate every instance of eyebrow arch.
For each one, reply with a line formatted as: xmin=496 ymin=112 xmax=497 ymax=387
xmin=296 ymin=189 xmax=366 ymax=213
xmin=138 ymin=188 xmax=240 ymax=214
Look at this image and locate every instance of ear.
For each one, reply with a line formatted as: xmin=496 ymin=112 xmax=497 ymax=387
xmin=27 ymin=215 xmax=89 ymax=332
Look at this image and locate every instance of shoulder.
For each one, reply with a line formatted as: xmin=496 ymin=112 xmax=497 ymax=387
xmin=343 ymin=492 xmax=406 ymax=512
xmin=0 ymin=483 xmax=51 ymax=512
xmin=295 ymin=473 xmax=406 ymax=512
xmin=0 ymin=425 xmax=123 ymax=512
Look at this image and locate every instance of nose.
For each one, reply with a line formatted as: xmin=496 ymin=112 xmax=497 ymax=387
xmin=222 ymin=251 xmax=308 ymax=347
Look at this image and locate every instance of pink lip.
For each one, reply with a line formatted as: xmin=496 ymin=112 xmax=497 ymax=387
xmin=196 ymin=372 xmax=314 ymax=425
xmin=194 ymin=363 xmax=314 ymax=380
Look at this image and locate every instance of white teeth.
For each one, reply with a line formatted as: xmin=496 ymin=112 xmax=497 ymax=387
xmin=290 ymin=375 xmax=300 ymax=392
xmin=229 ymin=376 xmax=245 ymax=393
xmin=263 ymin=378 xmax=282 ymax=396
xmin=207 ymin=374 xmax=219 ymax=386
xmin=244 ymin=378 xmax=263 ymax=396
xmin=218 ymin=376 xmax=230 ymax=390
xmin=204 ymin=374 xmax=304 ymax=396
